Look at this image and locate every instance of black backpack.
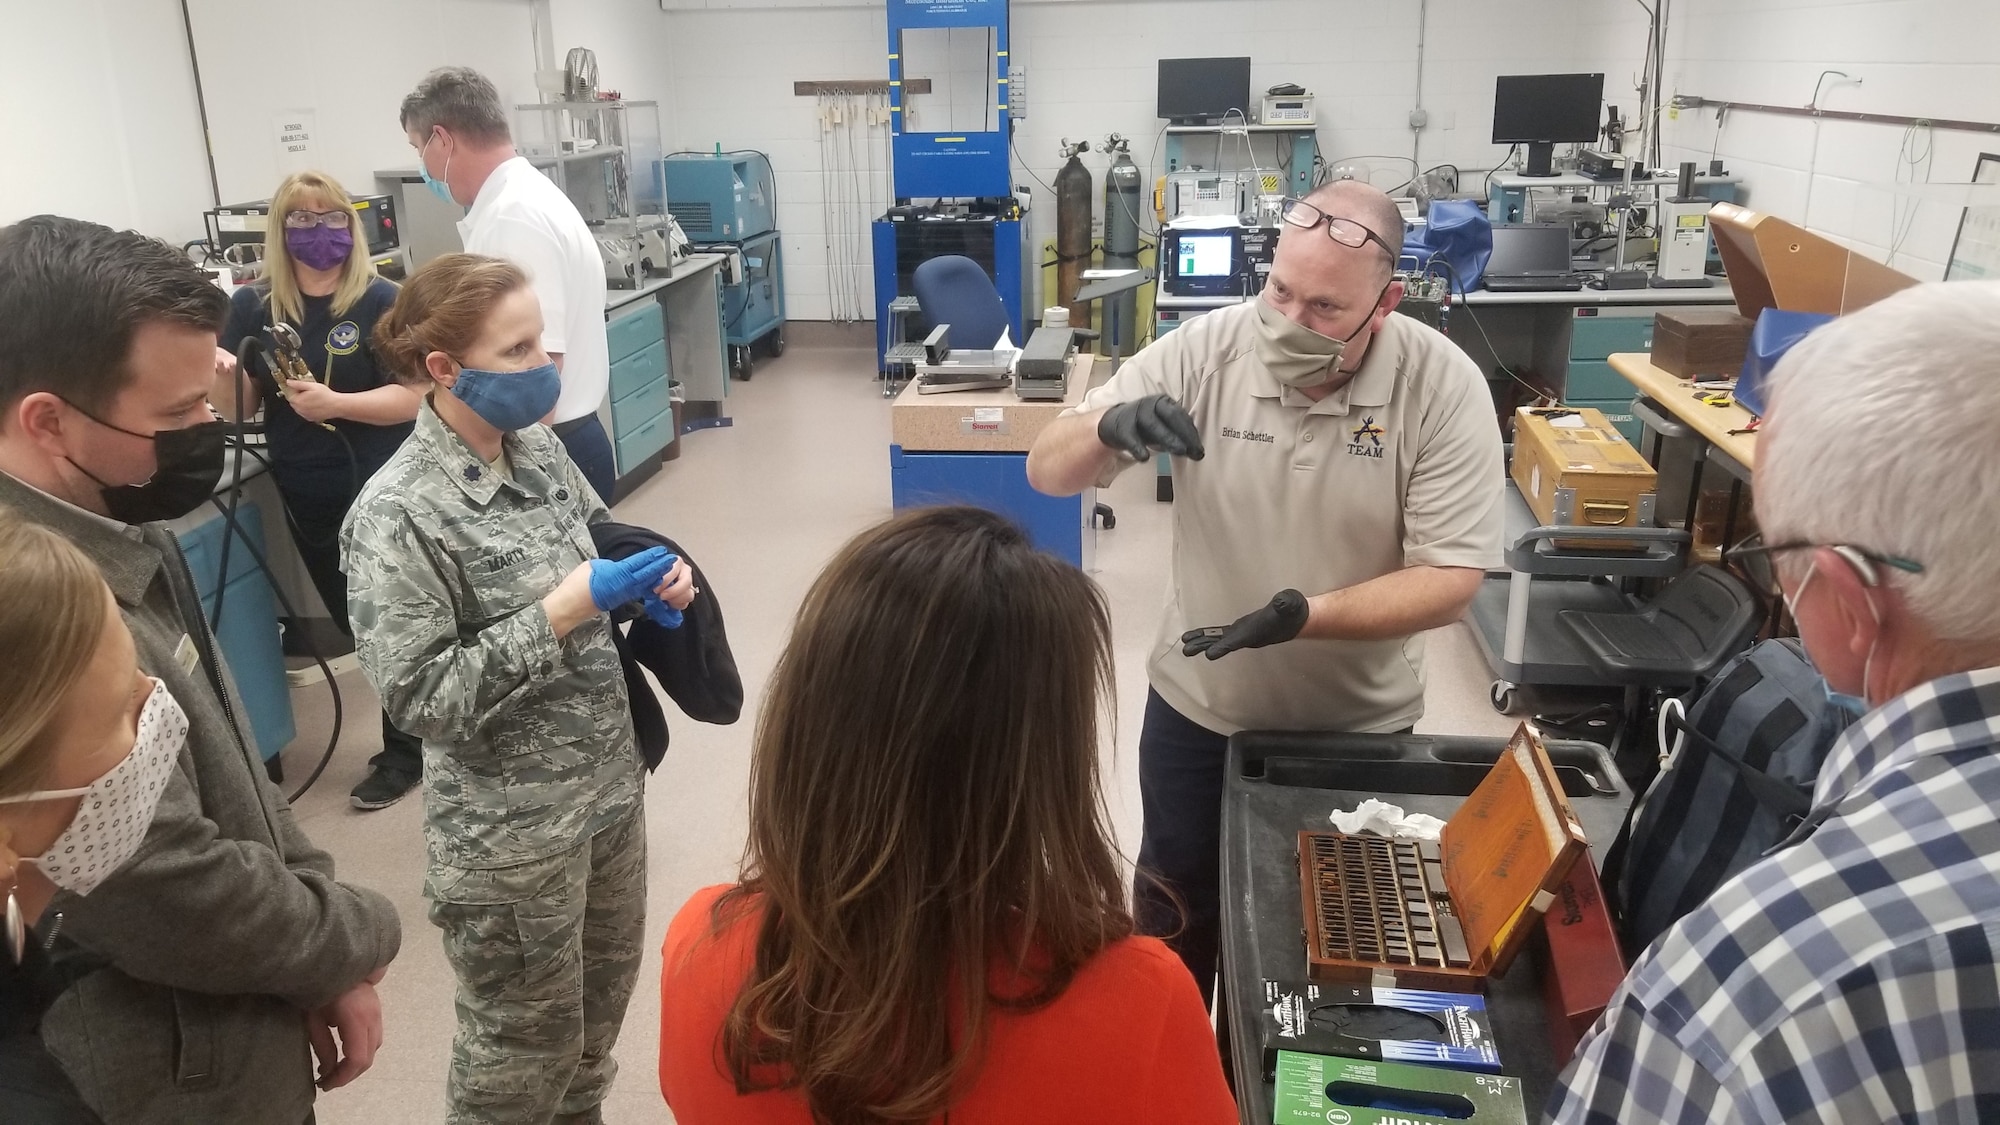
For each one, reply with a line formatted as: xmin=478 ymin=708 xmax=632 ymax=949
xmin=1609 ymin=638 xmax=1851 ymax=956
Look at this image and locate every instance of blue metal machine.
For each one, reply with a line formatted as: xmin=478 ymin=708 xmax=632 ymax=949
xmin=873 ymin=0 xmax=1024 ymax=370
xmin=661 ymin=152 xmax=776 ymax=241
xmin=661 ymin=151 xmax=786 ymax=377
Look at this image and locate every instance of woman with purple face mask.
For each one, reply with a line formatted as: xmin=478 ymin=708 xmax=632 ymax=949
xmin=211 ymin=170 xmax=427 ymax=812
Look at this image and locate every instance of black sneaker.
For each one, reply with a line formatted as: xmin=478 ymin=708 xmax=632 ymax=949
xmin=349 ymin=767 xmax=419 ymax=811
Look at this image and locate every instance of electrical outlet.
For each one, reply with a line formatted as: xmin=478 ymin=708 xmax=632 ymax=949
xmin=1008 ymin=65 xmax=1026 ymax=120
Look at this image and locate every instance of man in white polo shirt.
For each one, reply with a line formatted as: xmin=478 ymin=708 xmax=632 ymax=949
xmin=1027 ymin=180 xmax=1504 ymax=1005
xmin=399 ymin=66 xmax=617 ymax=502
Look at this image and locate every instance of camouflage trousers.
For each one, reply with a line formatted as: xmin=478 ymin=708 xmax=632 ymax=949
xmin=426 ymin=807 xmax=647 ymax=1124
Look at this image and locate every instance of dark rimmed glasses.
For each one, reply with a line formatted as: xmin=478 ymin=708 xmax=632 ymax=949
xmin=1278 ymin=197 xmax=1395 ymax=259
xmin=283 ymin=209 xmax=353 ymax=230
xmin=1724 ymin=531 xmax=1924 ymax=599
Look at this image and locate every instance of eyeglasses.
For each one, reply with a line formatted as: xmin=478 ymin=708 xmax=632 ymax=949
xmin=1279 ymin=198 xmax=1395 ymax=259
xmin=283 ymin=209 xmax=352 ymax=230
xmin=1723 ymin=531 xmax=1924 ymax=599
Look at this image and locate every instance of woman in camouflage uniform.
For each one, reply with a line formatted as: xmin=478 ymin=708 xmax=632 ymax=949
xmin=342 ymin=254 xmax=693 ymax=1125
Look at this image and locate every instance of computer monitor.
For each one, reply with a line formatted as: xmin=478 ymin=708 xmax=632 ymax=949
xmin=1163 ymin=228 xmax=1243 ymax=296
xmin=1158 ymin=58 xmax=1252 ymax=125
xmin=1485 ymin=224 xmax=1573 ymax=277
xmin=1492 ymin=73 xmax=1605 ymax=177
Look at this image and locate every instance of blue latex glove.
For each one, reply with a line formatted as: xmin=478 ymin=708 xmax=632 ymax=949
xmin=587 ymin=546 xmax=678 ymax=612
xmin=638 ymin=591 xmax=684 ymax=629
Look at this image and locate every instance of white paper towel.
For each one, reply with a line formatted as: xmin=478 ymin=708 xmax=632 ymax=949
xmin=1328 ymin=799 xmax=1448 ymax=840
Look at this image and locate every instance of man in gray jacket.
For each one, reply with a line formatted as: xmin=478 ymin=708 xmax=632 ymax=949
xmin=0 ymin=215 xmax=401 ymax=1124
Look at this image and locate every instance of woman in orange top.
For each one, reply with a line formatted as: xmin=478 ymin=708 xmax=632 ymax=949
xmin=659 ymin=506 xmax=1236 ymax=1124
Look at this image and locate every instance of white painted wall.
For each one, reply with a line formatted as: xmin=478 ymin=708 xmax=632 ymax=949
xmin=1580 ymin=0 xmax=2000 ymax=281
xmin=0 ymin=0 xmax=213 ymax=239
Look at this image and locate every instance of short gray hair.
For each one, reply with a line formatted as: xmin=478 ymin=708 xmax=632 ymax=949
xmin=1755 ymin=281 xmax=2000 ymax=641
xmin=400 ymin=67 xmax=510 ymax=146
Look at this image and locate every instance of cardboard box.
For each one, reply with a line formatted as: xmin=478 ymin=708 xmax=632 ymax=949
xmin=1536 ymin=859 xmax=1626 ymax=1061
xmin=1510 ymin=408 xmax=1656 ymax=544
xmin=1299 ymin=725 xmax=1590 ymax=992
xmin=1651 ymin=308 xmax=1753 ymax=379
xmin=1274 ymin=1051 xmax=1528 ymax=1125
xmin=1257 ymin=980 xmax=1502 ymax=1077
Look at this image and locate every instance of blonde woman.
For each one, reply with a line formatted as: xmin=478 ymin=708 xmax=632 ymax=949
xmin=212 ymin=170 xmax=425 ymax=810
xmin=0 ymin=510 xmax=185 ymax=1123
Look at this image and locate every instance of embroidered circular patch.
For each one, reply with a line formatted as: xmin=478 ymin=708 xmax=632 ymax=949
xmin=327 ymin=320 xmax=361 ymax=355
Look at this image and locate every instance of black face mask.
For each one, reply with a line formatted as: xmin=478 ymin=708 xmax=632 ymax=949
xmin=61 ymin=405 xmax=229 ymax=523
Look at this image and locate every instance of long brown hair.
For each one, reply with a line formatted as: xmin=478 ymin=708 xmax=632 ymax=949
xmin=371 ymin=253 xmax=526 ymax=384
xmin=717 ymin=506 xmax=1130 ymax=1123
xmin=0 ymin=507 xmax=111 ymax=798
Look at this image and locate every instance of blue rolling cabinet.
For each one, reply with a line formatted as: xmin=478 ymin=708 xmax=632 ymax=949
xmin=889 ymin=447 xmax=1095 ymax=568
xmin=1564 ymin=307 xmax=1658 ymax=444
xmin=176 ymin=501 xmax=295 ymax=761
xmin=606 ymin=297 xmax=675 ymax=480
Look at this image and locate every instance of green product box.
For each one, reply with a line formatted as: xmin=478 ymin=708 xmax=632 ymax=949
xmin=1272 ymin=1050 xmax=1527 ymax=1125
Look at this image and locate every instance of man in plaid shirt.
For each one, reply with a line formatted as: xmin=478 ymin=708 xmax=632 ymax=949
xmin=1549 ymin=281 xmax=2000 ymax=1124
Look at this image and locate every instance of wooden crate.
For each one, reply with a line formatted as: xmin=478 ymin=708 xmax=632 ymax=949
xmin=1651 ymin=308 xmax=1753 ymax=379
xmin=1511 ymin=407 xmax=1657 ymax=540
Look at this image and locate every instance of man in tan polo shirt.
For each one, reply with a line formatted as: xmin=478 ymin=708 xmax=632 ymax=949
xmin=1027 ymin=180 xmax=1504 ymax=1004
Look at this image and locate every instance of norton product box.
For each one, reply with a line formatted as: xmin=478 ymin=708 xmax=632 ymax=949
xmin=1258 ymin=979 xmax=1501 ymax=1077
xmin=1273 ymin=1050 xmax=1528 ymax=1125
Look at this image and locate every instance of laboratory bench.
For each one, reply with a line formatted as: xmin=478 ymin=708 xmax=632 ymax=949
xmin=599 ymin=253 xmax=729 ymax=500
xmin=1219 ymin=729 xmax=1634 ymax=1124
xmin=888 ymin=354 xmax=1102 ymax=568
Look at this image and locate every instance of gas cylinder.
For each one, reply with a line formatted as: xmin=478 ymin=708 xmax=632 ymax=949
xmin=1054 ymin=138 xmax=1094 ymax=331
xmin=1101 ymin=134 xmax=1141 ymax=358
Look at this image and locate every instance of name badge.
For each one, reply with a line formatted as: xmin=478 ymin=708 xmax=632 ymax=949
xmin=174 ymin=633 xmax=200 ymax=675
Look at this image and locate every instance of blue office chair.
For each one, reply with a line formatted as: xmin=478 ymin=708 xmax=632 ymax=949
xmin=912 ymin=255 xmax=1011 ymax=349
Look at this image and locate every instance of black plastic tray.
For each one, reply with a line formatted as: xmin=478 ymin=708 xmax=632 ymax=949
xmin=1218 ymin=730 xmax=1632 ymax=1125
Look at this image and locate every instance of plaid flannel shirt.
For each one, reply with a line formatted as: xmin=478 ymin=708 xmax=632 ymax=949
xmin=1548 ymin=666 xmax=2000 ymax=1125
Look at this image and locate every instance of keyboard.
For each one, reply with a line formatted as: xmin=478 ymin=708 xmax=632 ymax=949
xmin=1482 ymin=274 xmax=1586 ymax=293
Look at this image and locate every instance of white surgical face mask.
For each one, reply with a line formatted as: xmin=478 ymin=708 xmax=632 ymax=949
xmin=0 ymin=678 xmax=184 ymax=896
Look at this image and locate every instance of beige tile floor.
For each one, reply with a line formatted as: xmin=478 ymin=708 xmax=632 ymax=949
xmin=280 ymin=331 xmax=1520 ymax=1123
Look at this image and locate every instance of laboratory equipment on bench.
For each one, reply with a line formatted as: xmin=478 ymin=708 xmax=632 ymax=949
xmin=1259 ymin=87 xmax=1315 ymax=126
xmin=1480 ymin=224 xmax=1585 ymax=293
xmin=1652 ymin=163 xmax=1715 ymax=288
xmin=514 ymin=97 xmax=670 ymax=288
xmin=1013 ymin=325 xmax=1074 ymax=401
xmin=662 ymin=151 xmax=786 ymax=375
xmin=1100 ymin=134 xmax=1142 ymax=357
xmin=1164 ymin=169 xmax=1252 ymax=221
xmin=1491 ymin=73 xmax=1605 ymax=178
xmin=1053 ymin=139 xmax=1094 ymax=329
xmin=914 ymin=325 xmax=1012 ymax=394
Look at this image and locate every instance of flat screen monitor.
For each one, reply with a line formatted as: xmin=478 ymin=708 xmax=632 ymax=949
xmin=1158 ymin=57 xmax=1252 ymax=125
xmin=1492 ymin=73 xmax=1604 ymax=177
xmin=1163 ymin=228 xmax=1243 ymax=296
xmin=1485 ymin=224 xmax=1573 ymax=276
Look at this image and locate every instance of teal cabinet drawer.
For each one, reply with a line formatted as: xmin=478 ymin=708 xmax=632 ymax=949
xmin=1567 ymin=398 xmax=1644 ymax=446
xmin=1570 ymin=315 xmax=1654 ymax=360
xmin=609 ymin=339 xmax=667 ymax=403
xmin=614 ymin=407 xmax=673 ymax=473
xmin=606 ymin=303 xmax=665 ymax=363
xmin=1565 ymin=360 xmax=1635 ymax=402
xmin=611 ymin=370 xmax=673 ymax=433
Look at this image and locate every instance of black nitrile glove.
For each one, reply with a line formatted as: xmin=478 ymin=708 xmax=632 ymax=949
xmin=1182 ymin=589 xmax=1310 ymax=659
xmin=1097 ymin=393 xmax=1205 ymax=463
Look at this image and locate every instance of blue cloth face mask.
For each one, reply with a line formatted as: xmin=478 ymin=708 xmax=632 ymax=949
xmin=420 ymin=132 xmax=455 ymax=205
xmin=1786 ymin=561 xmax=1874 ymax=719
xmin=448 ymin=362 xmax=562 ymax=432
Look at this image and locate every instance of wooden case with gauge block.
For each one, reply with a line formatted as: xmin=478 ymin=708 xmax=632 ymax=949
xmin=1510 ymin=407 xmax=1657 ymax=547
xmin=1296 ymin=724 xmax=1589 ymax=993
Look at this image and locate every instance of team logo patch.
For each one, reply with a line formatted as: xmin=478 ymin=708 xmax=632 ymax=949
xmin=1347 ymin=415 xmax=1387 ymax=459
xmin=327 ymin=321 xmax=361 ymax=355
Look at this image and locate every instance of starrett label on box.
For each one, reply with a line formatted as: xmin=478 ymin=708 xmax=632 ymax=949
xmin=960 ymin=407 xmax=1009 ymax=436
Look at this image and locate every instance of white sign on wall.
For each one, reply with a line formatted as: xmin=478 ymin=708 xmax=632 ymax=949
xmin=275 ymin=111 xmax=316 ymax=173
